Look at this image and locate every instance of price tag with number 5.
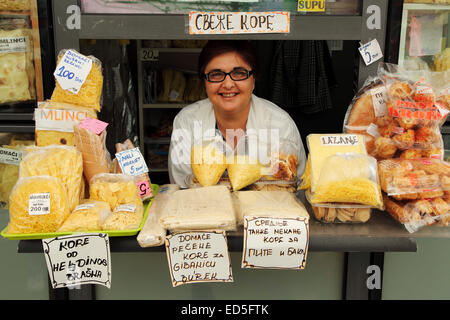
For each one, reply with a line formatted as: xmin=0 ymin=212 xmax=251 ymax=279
xmin=54 ymin=50 xmax=93 ymax=94
xmin=358 ymin=39 xmax=383 ymax=66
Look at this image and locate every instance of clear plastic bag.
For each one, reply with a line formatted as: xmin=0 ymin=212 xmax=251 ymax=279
xmin=57 ymin=199 xmax=112 ymax=232
xmin=19 ymin=145 xmax=83 ymax=212
xmin=0 ymin=0 xmax=30 ymax=11
xmin=51 ymin=49 xmax=103 ymax=112
xmin=7 ymin=176 xmax=70 ymax=234
xmin=309 ymin=153 xmax=384 ymax=209
xmin=378 ymin=158 xmax=450 ymax=200
xmin=102 ymin=201 xmax=144 ymax=230
xmin=264 ymin=138 xmax=300 ymax=182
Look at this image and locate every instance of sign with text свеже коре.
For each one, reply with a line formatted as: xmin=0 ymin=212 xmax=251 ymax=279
xmin=165 ymin=231 xmax=233 ymax=287
xmin=242 ymin=216 xmax=309 ymax=270
xmin=43 ymin=233 xmax=111 ymax=289
xmin=188 ymin=11 xmax=290 ymax=35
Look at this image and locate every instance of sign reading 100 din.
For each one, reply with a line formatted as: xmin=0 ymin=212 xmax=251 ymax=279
xmin=188 ymin=11 xmax=290 ymax=35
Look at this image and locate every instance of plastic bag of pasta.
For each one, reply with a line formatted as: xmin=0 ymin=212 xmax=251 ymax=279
xmin=51 ymin=49 xmax=103 ymax=112
xmin=309 ymin=153 xmax=384 ymax=209
xmin=57 ymin=199 xmax=112 ymax=232
xmin=7 ymin=176 xmax=70 ymax=234
xmin=190 ymin=137 xmax=227 ymax=187
xmin=102 ymin=201 xmax=144 ymax=231
xmin=19 ymin=145 xmax=83 ymax=212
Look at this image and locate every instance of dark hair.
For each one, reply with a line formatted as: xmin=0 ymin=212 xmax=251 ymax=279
xmin=198 ymin=40 xmax=258 ymax=79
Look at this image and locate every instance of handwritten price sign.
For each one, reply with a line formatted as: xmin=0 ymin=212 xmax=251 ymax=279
xmin=358 ymin=39 xmax=383 ymax=66
xmin=54 ymin=50 xmax=93 ymax=94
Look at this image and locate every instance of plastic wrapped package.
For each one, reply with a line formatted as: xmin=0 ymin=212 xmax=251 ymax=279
xmin=433 ymin=48 xmax=450 ymax=72
xmin=35 ymin=101 xmax=97 ymax=147
xmin=89 ymin=173 xmax=142 ymax=210
xmin=309 ymin=153 xmax=384 ymax=209
xmin=157 ymin=69 xmax=186 ymax=103
xmin=190 ymin=138 xmax=227 ymax=187
xmin=19 ymin=145 xmax=83 ymax=212
xmin=0 ymin=0 xmax=30 ymax=11
xmin=235 ymin=191 xmax=309 ymax=226
xmin=378 ymin=158 xmax=450 ymax=200
xmin=183 ymin=75 xmax=207 ymax=103
xmin=247 ymin=180 xmax=296 ymax=192
xmin=51 ymin=49 xmax=103 ymax=112
xmin=137 ymin=184 xmax=179 ymax=247
xmin=383 ymin=194 xmax=450 ymax=233
xmin=7 ymin=176 xmax=70 ymax=234
xmin=159 ymin=186 xmax=236 ymax=231
xmin=311 ymin=205 xmax=371 ymax=224
xmin=227 ymin=155 xmax=265 ymax=191
xmin=102 ymin=202 xmax=144 ymax=230
xmin=307 ymin=134 xmax=367 ymax=193
xmin=74 ymin=124 xmax=111 ymax=183
xmin=186 ymin=175 xmax=232 ymax=190
xmin=0 ymin=19 xmax=36 ymax=104
xmin=57 ymin=199 xmax=111 ymax=232
xmin=114 ymin=139 xmax=153 ymax=200
xmin=264 ymin=139 xmax=300 ymax=182
xmin=298 ymin=155 xmax=311 ymax=190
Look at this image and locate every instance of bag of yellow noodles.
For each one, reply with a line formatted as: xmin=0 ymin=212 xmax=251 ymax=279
xmin=190 ymin=137 xmax=227 ymax=187
xmin=309 ymin=153 xmax=384 ymax=209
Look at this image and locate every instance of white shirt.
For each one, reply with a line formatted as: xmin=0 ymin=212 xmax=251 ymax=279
xmin=168 ymin=94 xmax=306 ymax=188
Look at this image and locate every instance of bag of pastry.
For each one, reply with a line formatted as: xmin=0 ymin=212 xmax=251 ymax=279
xmin=34 ymin=101 xmax=97 ymax=147
xmin=137 ymin=184 xmax=179 ymax=248
xmin=6 ymin=175 xmax=70 ymax=234
xmin=0 ymin=144 xmax=28 ymax=209
xmin=113 ymin=139 xmax=153 ymax=201
xmin=51 ymin=49 xmax=103 ymax=112
xmin=57 ymin=199 xmax=112 ymax=232
xmin=378 ymin=158 xmax=450 ymax=201
xmin=190 ymin=136 xmax=227 ymax=187
xmin=102 ymin=201 xmax=144 ymax=231
xmin=309 ymin=153 xmax=384 ymax=209
xmin=19 ymin=145 xmax=83 ymax=212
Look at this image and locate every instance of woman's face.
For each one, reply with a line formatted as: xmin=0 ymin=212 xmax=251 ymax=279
xmin=204 ymin=51 xmax=255 ymax=114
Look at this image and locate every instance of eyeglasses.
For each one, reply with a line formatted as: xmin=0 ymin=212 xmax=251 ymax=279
xmin=204 ymin=68 xmax=253 ymax=83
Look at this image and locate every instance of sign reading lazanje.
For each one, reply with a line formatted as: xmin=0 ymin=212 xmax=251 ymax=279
xmin=188 ymin=11 xmax=290 ymax=34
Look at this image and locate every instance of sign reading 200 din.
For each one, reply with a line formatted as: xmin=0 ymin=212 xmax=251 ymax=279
xmin=189 ymin=11 xmax=290 ymax=34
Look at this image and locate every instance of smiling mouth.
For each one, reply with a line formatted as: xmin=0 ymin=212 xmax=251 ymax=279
xmin=219 ymin=93 xmax=238 ymax=97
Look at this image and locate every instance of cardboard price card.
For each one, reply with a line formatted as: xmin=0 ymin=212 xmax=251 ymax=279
xmin=242 ymin=217 xmax=309 ymax=270
xmin=165 ymin=231 xmax=233 ymax=287
xmin=43 ymin=233 xmax=111 ymax=289
xmin=189 ymin=11 xmax=290 ymax=34
xmin=116 ymin=147 xmax=149 ymax=177
xmin=54 ymin=50 xmax=93 ymax=94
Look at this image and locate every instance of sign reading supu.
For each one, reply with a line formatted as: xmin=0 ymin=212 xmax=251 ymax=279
xmin=298 ymin=0 xmax=325 ymax=12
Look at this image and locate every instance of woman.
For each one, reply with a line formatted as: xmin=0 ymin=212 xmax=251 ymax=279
xmin=168 ymin=40 xmax=306 ymax=188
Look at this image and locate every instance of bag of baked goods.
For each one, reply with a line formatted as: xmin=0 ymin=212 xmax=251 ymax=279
xmin=0 ymin=0 xmax=30 ymax=11
xmin=159 ymin=185 xmax=236 ymax=231
xmin=0 ymin=144 xmax=28 ymax=209
xmin=7 ymin=176 xmax=70 ymax=234
xmin=227 ymin=154 xmax=265 ymax=191
xmin=309 ymin=153 xmax=384 ymax=209
xmin=310 ymin=204 xmax=372 ymax=224
xmin=19 ymin=145 xmax=83 ymax=212
xmin=102 ymin=201 xmax=144 ymax=231
xmin=383 ymin=194 xmax=450 ymax=233
xmin=57 ymin=199 xmax=111 ymax=232
xmin=74 ymin=123 xmax=111 ymax=183
xmin=89 ymin=173 xmax=142 ymax=211
xmin=137 ymin=184 xmax=179 ymax=248
xmin=35 ymin=101 xmax=98 ymax=147
xmin=235 ymin=191 xmax=309 ymax=226
xmin=0 ymin=18 xmax=36 ymax=105
xmin=191 ymin=137 xmax=227 ymax=187
xmin=114 ymin=139 xmax=153 ymax=200
xmin=378 ymin=158 xmax=450 ymax=201
xmin=51 ymin=49 xmax=103 ymax=112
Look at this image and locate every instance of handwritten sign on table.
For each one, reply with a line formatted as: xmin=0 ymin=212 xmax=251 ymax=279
xmin=242 ymin=217 xmax=309 ymax=270
xmin=43 ymin=233 xmax=111 ymax=289
xmin=165 ymin=231 xmax=233 ymax=287
xmin=188 ymin=11 xmax=290 ymax=35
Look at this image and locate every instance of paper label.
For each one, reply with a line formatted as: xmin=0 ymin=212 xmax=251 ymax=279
xmin=78 ymin=117 xmax=108 ymax=135
xmin=43 ymin=234 xmax=111 ymax=289
xmin=34 ymin=108 xmax=91 ymax=133
xmin=140 ymin=48 xmax=159 ymax=61
xmin=370 ymin=86 xmax=387 ymax=117
xmin=0 ymin=36 xmax=29 ymax=54
xmin=358 ymin=39 xmax=383 ymax=66
xmin=54 ymin=50 xmax=93 ymax=94
xmin=242 ymin=217 xmax=309 ymax=269
xmin=29 ymin=193 xmax=51 ymax=216
xmin=115 ymin=204 xmax=136 ymax=213
xmin=73 ymin=203 xmax=96 ymax=212
xmin=165 ymin=231 xmax=233 ymax=287
xmin=320 ymin=135 xmax=360 ymax=146
xmin=298 ymin=0 xmax=325 ymax=12
xmin=137 ymin=180 xmax=151 ymax=198
xmin=0 ymin=147 xmax=23 ymax=165
xmin=116 ymin=147 xmax=149 ymax=176
xmin=188 ymin=11 xmax=290 ymax=35
xmin=366 ymin=123 xmax=380 ymax=138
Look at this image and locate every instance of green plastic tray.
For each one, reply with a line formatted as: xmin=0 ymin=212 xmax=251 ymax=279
xmin=0 ymin=184 xmax=159 ymax=240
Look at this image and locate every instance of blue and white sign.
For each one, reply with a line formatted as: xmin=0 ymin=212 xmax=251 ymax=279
xmin=54 ymin=49 xmax=93 ymax=94
xmin=116 ymin=147 xmax=149 ymax=176
xmin=358 ymin=39 xmax=383 ymax=66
